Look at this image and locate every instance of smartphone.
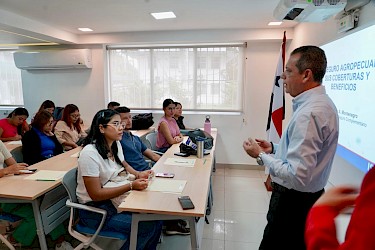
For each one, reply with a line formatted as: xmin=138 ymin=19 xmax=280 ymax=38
xmin=155 ymin=173 xmax=175 ymax=178
xmin=178 ymin=196 xmax=195 ymax=210
xmin=174 ymin=152 xmax=189 ymax=157
xmin=19 ymin=169 xmax=37 ymax=174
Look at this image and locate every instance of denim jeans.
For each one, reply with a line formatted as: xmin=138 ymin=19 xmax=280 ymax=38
xmin=78 ymin=200 xmax=162 ymax=250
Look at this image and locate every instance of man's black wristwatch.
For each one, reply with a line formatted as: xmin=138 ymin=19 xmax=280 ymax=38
xmin=256 ymin=152 xmax=265 ymax=166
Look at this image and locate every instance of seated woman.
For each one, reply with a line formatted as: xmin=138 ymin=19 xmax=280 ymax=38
xmin=173 ymin=101 xmax=186 ymax=129
xmin=37 ymin=100 xmax=55 ymax=114
xmin=0 ymin=141 xmax=72 ymax=249
xmin=156 ymin=99 xmax=183 ymax=153
xmin=54 ymin=104 xmax=87 ymax=151
xmin=0 ymin=107 xmax=29 ymax=142
xmin=77 ymin=109 xmax=162 ymax=250
xmin=22 ymin=110 xmax=63 ymax=165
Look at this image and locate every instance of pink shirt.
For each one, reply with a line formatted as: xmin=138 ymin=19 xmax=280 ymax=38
xmin=156 ymin=116 xmax=180 ymax=148
xmin=0 ymin=118 xmax=18 ymax=138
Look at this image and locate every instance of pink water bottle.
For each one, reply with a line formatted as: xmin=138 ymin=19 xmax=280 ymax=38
xmin=204 ymin=115 xmax=211 ymax=135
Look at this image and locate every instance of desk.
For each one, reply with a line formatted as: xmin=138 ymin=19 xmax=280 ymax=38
xmin=0 ymin=147 xmax=81 ymax=250
xmin=119 ymin=129 xmax=217 ymax=250
xmin=4 ymin=141 xmax=22 ymax=152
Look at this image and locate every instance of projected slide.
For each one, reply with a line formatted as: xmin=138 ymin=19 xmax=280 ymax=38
xmin=321 ymin=24 xmax=375 ymax=172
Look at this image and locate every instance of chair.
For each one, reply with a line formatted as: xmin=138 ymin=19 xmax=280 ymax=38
xmin=145 ymin=131 xmax=163 ymax=156
xmin=10 ymin=146 xmax=23 ymax=163
xmin=62 ymin=168 xmax=127 ymax=250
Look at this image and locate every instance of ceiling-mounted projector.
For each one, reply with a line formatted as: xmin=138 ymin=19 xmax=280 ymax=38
xmin=273 ymin=0 xmax=347 ymax=22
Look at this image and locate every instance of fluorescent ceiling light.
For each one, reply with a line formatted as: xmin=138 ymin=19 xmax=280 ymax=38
xmin=268 ymin=21 xmax=283 ymax=26
xmin=151 ymin=12 xmax=176 ymax=20
xmin=78 ymin=28 xmax=93 ymax=32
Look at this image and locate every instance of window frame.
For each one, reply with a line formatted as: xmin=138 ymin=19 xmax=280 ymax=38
xmin=106 ymin=43 xmax=246 ymax=113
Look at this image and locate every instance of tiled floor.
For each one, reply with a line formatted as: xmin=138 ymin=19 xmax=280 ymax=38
xmin=158 ymin=166 xmax=271 ymax=250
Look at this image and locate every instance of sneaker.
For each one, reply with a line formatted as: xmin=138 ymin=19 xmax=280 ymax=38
xmin=55 ymin=241 xmax=74 ymax=250
xmin=178 ymin=219 xmax=188 ymax=228
xmin=165 ymin=222 xmax=190 ymax=236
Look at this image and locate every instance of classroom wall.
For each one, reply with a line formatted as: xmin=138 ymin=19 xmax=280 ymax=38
xmin=20 ymin=29 xmax=292 ymax=166
xmin=20 ymin=1 xmax=375 ymax=182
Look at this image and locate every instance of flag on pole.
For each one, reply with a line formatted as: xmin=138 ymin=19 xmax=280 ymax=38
xmin=264 ymin=31 xmax=286 ymax=191
xmin=267 ymin=31 xmax=286 ymax=144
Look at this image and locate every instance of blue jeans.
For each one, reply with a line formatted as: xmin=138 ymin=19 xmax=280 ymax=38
xmin=78 ymin=200 xmax=162 ymax=250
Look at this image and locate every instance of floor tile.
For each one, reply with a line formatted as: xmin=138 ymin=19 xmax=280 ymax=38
xmin=225 ymin=176 xmax=266 ymax=193
xmin=225 ymin=240 xmax=260 ymax=250
xmin=211 ymin=188 xmax=224 ymax=211
xmin=225 ymin=168 xmax=261 ymax=178
xmin=201 ymin=239 xmax=225 ymax=250
xmin=212 ymin=175 xmax=224 ymax=189
xmin=224 ymin=211 xmax=267 ymax=243
xmin=225 ymin=190 xmax=270 ymax=213
xmin=203 ymin=210 xmax=225 ymax=240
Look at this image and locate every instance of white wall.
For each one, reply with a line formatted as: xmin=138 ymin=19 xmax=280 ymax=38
xmin=21 ymin=29 xmax=290 ymax=166
xmin=20 ymin=1 xmax=375 ymax=182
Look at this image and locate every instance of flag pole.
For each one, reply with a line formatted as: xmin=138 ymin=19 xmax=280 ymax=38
xmin=264 ymin=31 xmax=286 ymax=191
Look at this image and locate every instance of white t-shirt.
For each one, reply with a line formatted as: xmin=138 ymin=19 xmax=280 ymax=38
xmin=0 ymin=141 xmax=12 ymax=168
xmin=77 ymin=141 xmax=125 ymax=204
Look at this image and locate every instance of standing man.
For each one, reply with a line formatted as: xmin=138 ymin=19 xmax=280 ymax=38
xmin=243 ymin=46 xmax=339 ymax=250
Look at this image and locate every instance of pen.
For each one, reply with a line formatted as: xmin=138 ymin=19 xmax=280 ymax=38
xmin=175 ymin=161 xmax=188 ymax=163
xmin=36 ymin=179 xmax=55 ymax=181
xmin=203 ymin=159 xmax=207 ymax=165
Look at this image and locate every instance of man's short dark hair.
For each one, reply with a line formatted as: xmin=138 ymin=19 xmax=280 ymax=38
xmin=107 ymin=101 xmax=120 ymax=109
xmin=115 ymin=106 xmax=131 ymax=114
xmin=291 ymin=45 xmax=327 ymax=83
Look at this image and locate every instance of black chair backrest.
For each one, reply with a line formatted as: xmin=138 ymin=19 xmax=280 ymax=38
xmin=62 ymin=168 xmax=78 ymax=203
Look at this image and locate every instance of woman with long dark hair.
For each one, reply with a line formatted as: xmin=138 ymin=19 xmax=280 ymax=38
xmin=77 ymin=109 xmax=162 ymax=250
xmin=0 ymin=107 xmax=29 ymax=142
xmin=22 ymin=110 xmax=63 ymax=165
xmin=156 ymin=99 xmax=183 ymax=153
xmin=54 ymin=104 xmax=86 ymax=150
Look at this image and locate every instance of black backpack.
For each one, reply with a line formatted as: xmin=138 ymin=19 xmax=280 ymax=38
xmin=131 ymin=113 xmax=154 ymax=130
xmin=187 ymin=129 xmax=214 ymax=150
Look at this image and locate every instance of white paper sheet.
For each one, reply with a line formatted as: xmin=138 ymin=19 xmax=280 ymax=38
xmin=147 ymin=178 xmax=187 ymax=193
xmin=164 ymin=158 xmax=196 ymax=167
xmin=24 ymin=170 xmax=67 ymax=181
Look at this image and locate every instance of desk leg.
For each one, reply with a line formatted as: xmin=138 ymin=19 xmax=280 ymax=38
xmin=32 ymin=199 xmax=48 ymax=250
xmin=129 ymin=214 xmax=140 ymax=250
xmin=188 ymin=217 xmax=199 ymax=250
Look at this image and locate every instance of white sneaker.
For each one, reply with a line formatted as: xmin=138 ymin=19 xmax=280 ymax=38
xmin=55 ymin=241 xmax=74 ymax=250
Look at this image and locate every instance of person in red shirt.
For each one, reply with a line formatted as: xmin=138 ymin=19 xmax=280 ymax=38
xmin=305 ymin=166 xmax=375 ymax=250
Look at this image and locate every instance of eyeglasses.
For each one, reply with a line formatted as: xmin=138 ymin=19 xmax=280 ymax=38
xmin=70 ymin=114 xmax=80 ymax=119
xmin=104 ymin=121 xmax=126 ymax=129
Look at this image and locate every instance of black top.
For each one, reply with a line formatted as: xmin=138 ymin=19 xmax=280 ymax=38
xmin=174 ymin=116 xmax=185 ymax=129
xmin=22 ymin=128 xmax=63 ymax=165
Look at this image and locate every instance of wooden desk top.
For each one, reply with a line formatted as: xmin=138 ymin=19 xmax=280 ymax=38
xmin=118 ymin=129 xmax=217 ymax=217
xmin=0 ymin=147 xmax=81 ymax=200
xmin=130 ymin=127 xmax=155 ymax=138
xmin=4 ymin=141 xmax=22 ymax=151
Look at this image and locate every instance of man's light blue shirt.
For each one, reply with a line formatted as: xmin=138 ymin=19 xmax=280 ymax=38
xmin=262 ymin=85 xmax=339 ymax=192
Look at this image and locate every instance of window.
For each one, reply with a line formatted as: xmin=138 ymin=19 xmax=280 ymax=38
xmin=0 ymin=50 xmax=24 ymax=106
xmin=107 ymin=44 xmax=245 ymax=111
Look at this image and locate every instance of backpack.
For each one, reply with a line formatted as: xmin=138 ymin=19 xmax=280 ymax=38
xmin=131 ymin=113 xmax=154 ymax=130
xmin=187 ymin=129 xmax=214 ymax=150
